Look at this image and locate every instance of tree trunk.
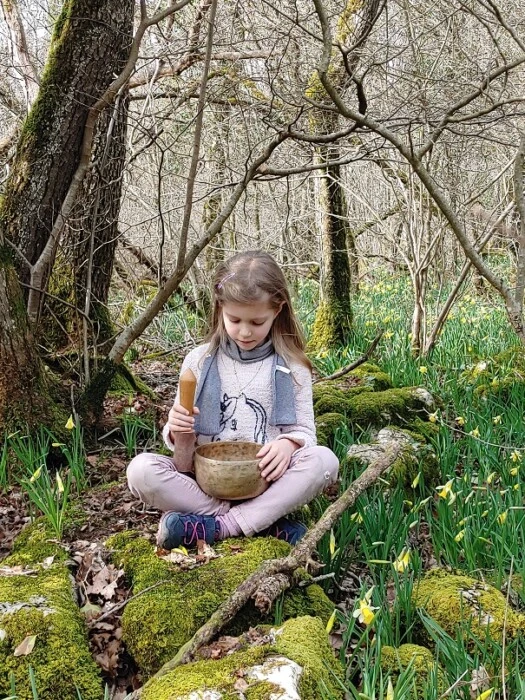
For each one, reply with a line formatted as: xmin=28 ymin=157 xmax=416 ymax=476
xmin=2 ymin=0 xmax=134 ymax=297
xmin=310 ymin=154 xmax=353 ymax=350
xmin=0 ymin=242 xmax=50 ymax=431
xmin=306 ymin=0 xmax=381 ymax=351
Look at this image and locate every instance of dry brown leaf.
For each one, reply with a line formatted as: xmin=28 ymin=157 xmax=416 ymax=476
xmin=13 ymin=634 xmax=37 ymax=657
xmin=87 ymin=565 xmax=123 ymax=600
xmin=234 ymin=677 xmax=249 ymax=692
xmin=470 ymin=666 xmax=491 ymax=698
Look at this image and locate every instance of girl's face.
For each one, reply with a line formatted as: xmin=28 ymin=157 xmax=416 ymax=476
xmin=221 ymin=297 xmax=281 ymax=350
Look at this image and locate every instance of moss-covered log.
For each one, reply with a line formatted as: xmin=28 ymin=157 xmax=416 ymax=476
xmin=107 ymin=532 xmax=334 ymax=677
xmin=0 ymin=521 xmax=101 ymax=699
xmin=141 ymin=616 xmax=344 ymax=700
xmin=413 ymin=568 xmax=525 ymax=646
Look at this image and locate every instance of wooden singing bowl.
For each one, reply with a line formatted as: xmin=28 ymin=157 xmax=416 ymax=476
xmin=194 ymin=441 xmax=269 ymax=500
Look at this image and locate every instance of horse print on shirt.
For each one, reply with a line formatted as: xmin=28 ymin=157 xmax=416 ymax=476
xmin=213 ymin=393 xmax=268 ymax=443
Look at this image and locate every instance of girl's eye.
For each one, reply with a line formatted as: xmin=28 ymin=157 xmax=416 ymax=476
xmin=252 ymin=321 xmax=265 ymax=326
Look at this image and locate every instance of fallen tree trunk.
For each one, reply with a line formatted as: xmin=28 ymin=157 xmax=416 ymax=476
xmin=127 ymin=441 xmax=401 ymax=697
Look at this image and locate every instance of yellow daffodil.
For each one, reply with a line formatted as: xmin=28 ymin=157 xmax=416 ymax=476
xmin=386 ymin=677 xmax=394 ymax=700
xmin=352 ymin=587 xmax=378 ymax=625
xmin=436 ymin=479 xmax=454 ymax=500
xmin=454 ymin=529 xmax=465 ymax=543
xmin=393 ymin=548 xmax=411 ymax=573
xmin=384 ymin=330 xmax=393 ymax=339
xmin=514 ymin=483 xmax=520 ymax=490
xmin=29 ymin=466 xmax=42 ymax=482
xmin=329 ymin=530 xmax=336 ymax=558
xmin=497 ymin=511 xmax=508 ymax=525
xmin=464 ymin=491 xmax=475 ymax=503
xmin=325 ymin=609 xmax=337 ymax=634
xmin=351 ymin=512 xmax=363 ymax=523
xmin=469 ymin=427 xmax=480 ymax=438
xmin=491 ymin=378 xmax=499 ymax=387
xmin=411 ymin=473 xmax=421 ymax=489
xmin=493 ymin=415 xmax=502 ymax=425
xmin=65 ymin=415 xmax=75 ymax=430
xmin=56 ymin=472 xmax=64 ymax=494
xmin=455 ymin=416 xmax=465 ymax=426
xmin=486 ymin=472 xmax=497 ymax=485
xmin=476 ymin=688 xmax=494 ymax=700
xmin=510 ymin=450 xmax=522 ymax=463
xmin=419 ymin=366 xmax=428 ymax=374
xmin=481 ymin=510 xmax=489 ymax=517
xmin=428 ymin=412 xmax=438 ymax=423
xmin=510 ymin=466 xmax=519 ymax=476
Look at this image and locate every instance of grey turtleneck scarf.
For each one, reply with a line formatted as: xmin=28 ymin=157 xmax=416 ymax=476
xmin=193 ymin=338 xmax=297 ymax=436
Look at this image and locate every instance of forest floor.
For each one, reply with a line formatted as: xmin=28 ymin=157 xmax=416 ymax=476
xmin=0 ymin=361 xmax=178 ymax=697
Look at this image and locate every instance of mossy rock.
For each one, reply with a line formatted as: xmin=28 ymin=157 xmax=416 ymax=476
xmin=381 ymin=643 xmax=446 ymax=696
xmin=347 ymin=426 xmax=440 ymax=488
xmin=107 ymin=533 xmax=335 ymax=676
xmin=313 ymin=363 xmax=392 ymax=398
xmin=347 ymin=362 xmax=393 ymax=391
xmin=142 ymin=616 xmax=344 ymax=700
xmin=463 ymin=347 xmax=525 ymax=401
xmin=314 ymin=386 xmax=435 ymax=433
xmin=0 ymin=533 xmax=102 ymax=699
xmin=413 ymin=568 xmax=525 ymax=645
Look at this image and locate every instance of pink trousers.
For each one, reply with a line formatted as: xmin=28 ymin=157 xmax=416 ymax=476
xmin=127 ymin=445 xmax=339 ymax=536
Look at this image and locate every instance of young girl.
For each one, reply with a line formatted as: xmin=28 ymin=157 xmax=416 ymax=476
xmin=127 ymin=250 xmax=339 ymax=548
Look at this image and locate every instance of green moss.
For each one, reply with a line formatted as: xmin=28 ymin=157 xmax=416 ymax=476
xmin=109 ymin=364 xmax=155 ymax=398
xmin=3 ymin=519 xmax=67 ymax=567
xmin=275 ymin=617 xmax=343 ymax=698
xmin=314 ymin=385 xmax=430 ymax=429
xmin=409 ymin=416 xmax=440 ymax=441
xmin=413 ymin=569 xmax=525 ymax=645
xmin=388 ymin=430 xmax=440 ymax=488
xmin=348 ymin=362 xmax=393 ymax=390
xmin=381 ymin=643 xmax=446 ymax=696
xmin=0 ymin=556 xmax=101 ymax=699
xmin=141 ymin=616 xmax=344 ymax=700
xmin=315 ymin=412 xmax=347 ymax=448
xmin=345 ymin=388 xmax=424 ymax=425
xmin=107 ymin=533 xmax=334 ymax=676
xmin=308 ymin=299 xmax=352 ymax=352
xmin=245 ymin=680 xmax=283 ymax=699
xmin=0 ymin=243 xmax=14 ymax=266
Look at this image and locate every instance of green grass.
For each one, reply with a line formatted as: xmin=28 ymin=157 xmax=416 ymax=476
xmin=303 ymin=274 xmax=525 ymax=699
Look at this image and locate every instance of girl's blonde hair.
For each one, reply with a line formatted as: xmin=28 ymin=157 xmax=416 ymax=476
xmin=205 ymin=250 xmax=312 ymax=370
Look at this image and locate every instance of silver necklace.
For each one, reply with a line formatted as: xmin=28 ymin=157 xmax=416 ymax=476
xmin=221 ymin=352 xmax=265 ymax=396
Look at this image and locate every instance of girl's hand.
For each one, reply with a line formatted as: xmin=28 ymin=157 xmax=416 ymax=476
xmin=167 ymin=403 xmax=200 ymax=438
xmin=257 ymin=439 xmax=298 ymax=482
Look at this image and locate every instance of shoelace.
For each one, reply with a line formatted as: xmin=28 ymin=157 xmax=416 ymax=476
xmin=183 ymin=520 xmax=206 ymax=545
